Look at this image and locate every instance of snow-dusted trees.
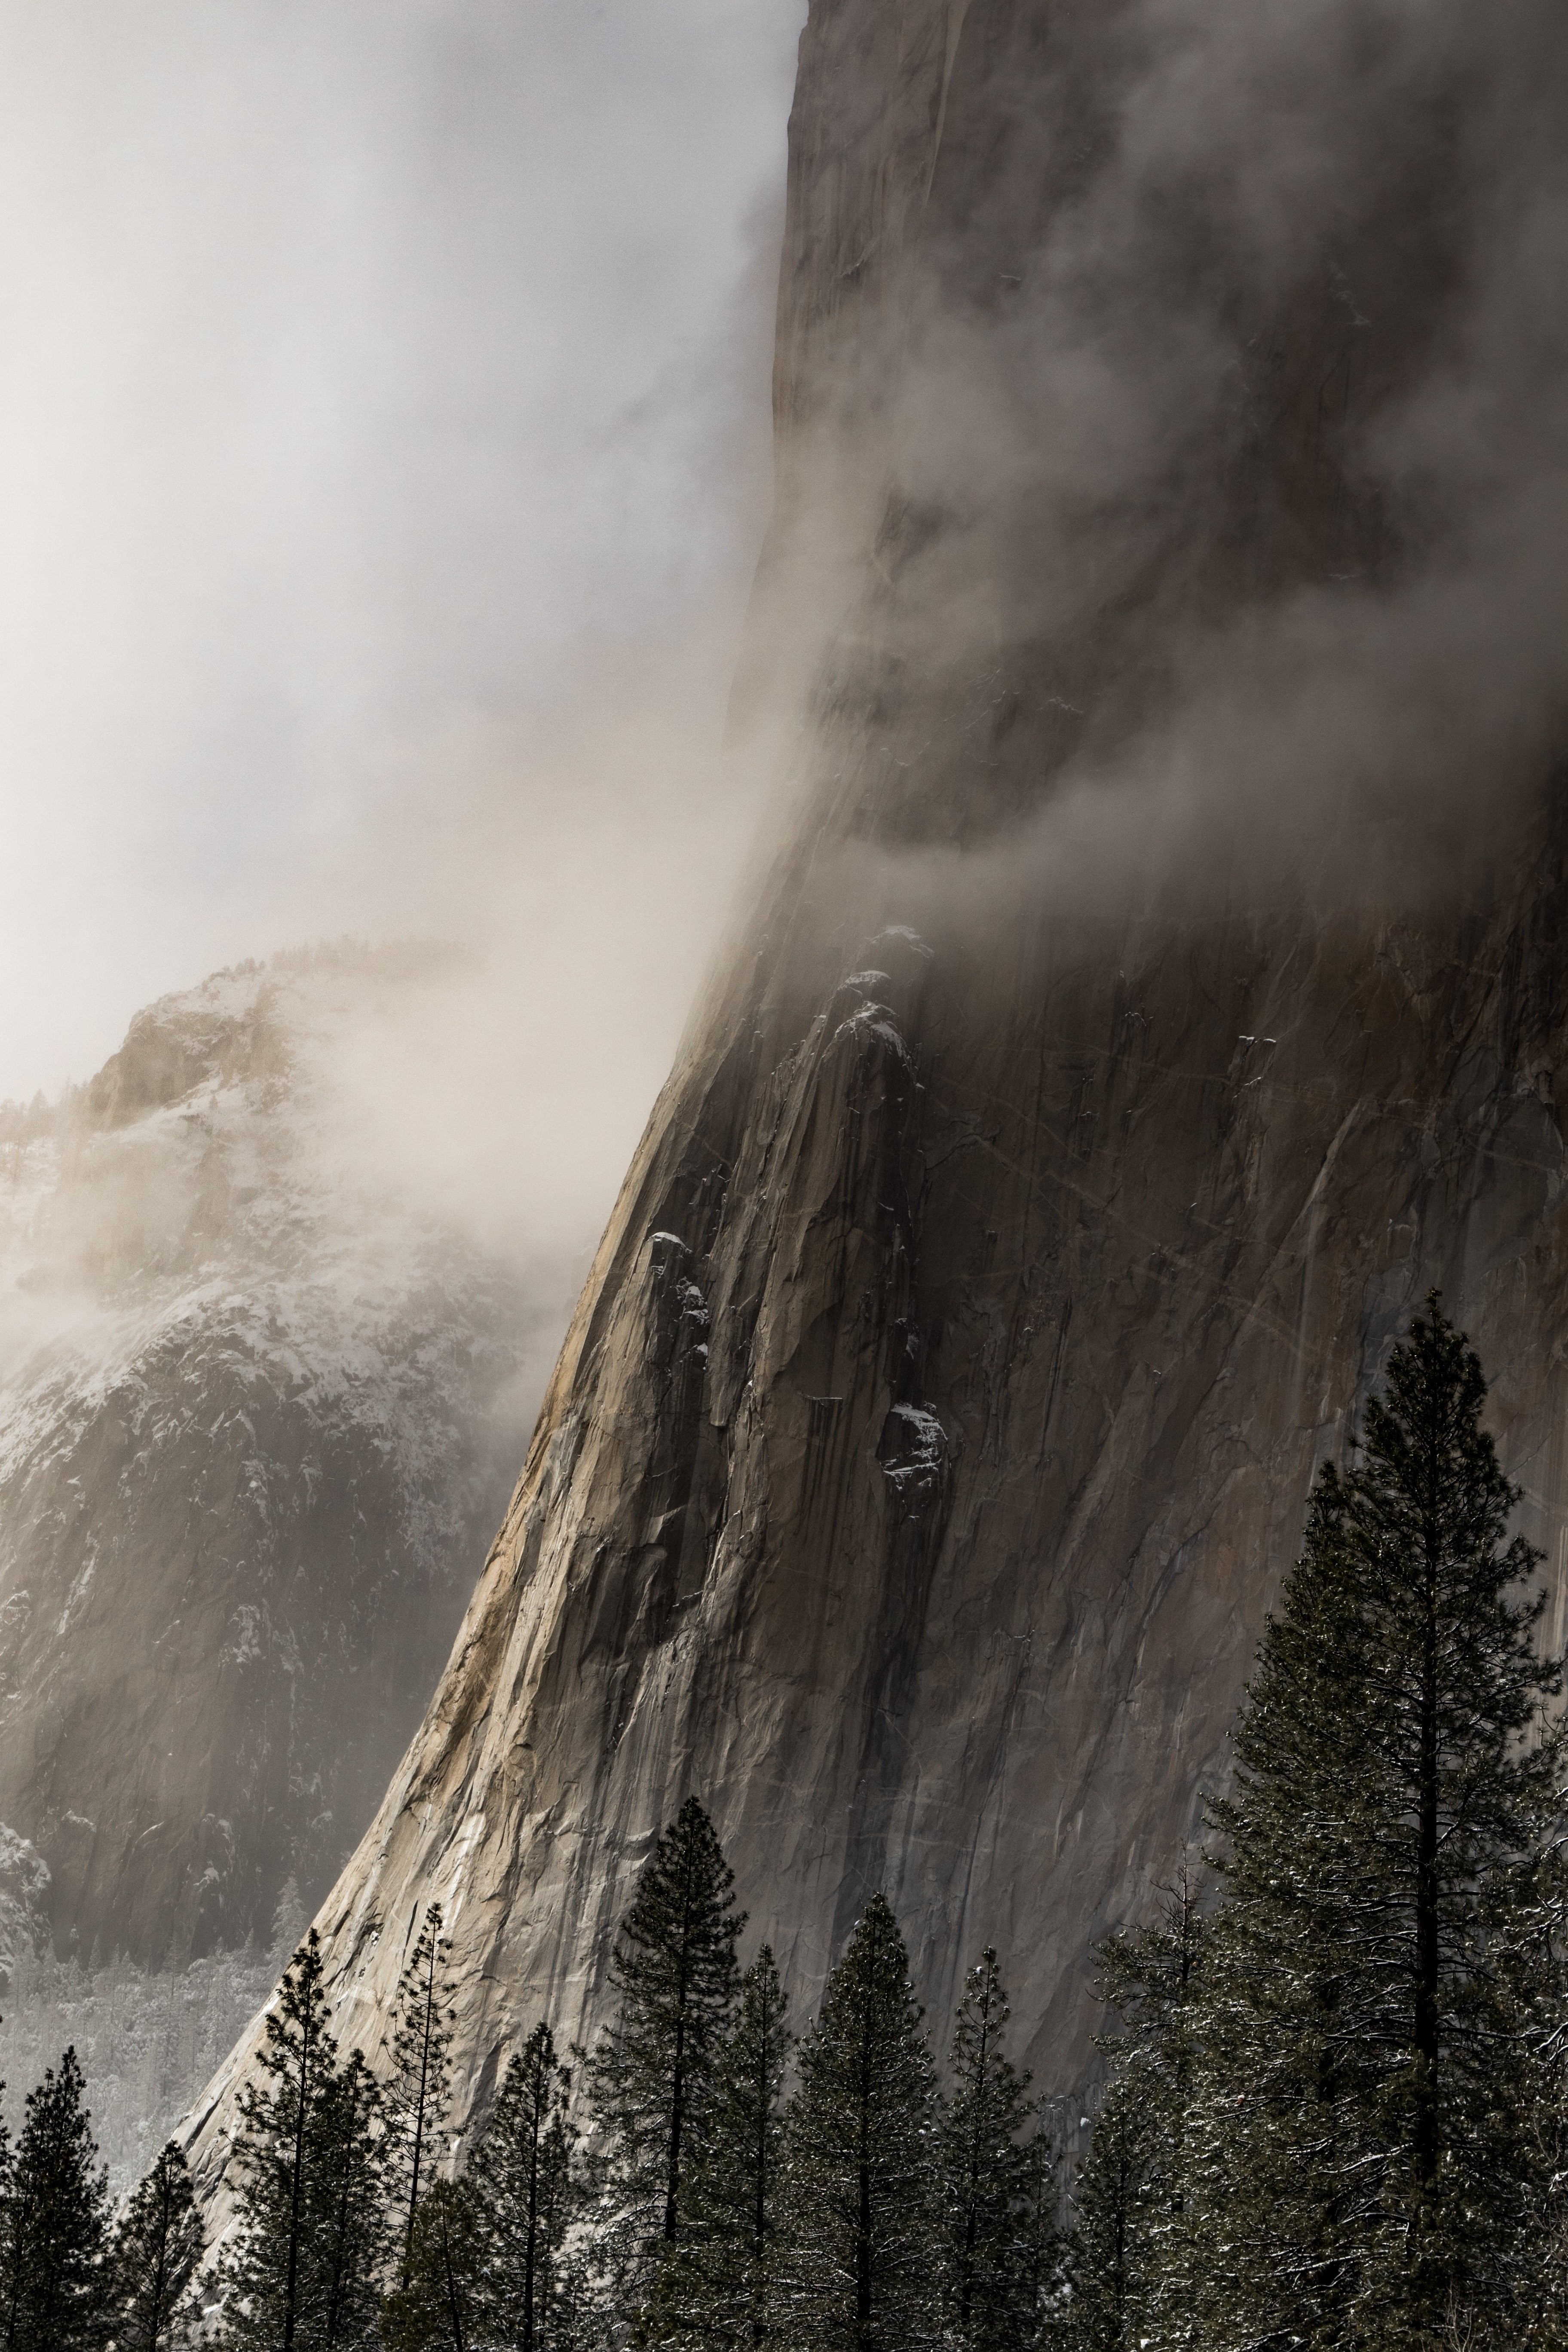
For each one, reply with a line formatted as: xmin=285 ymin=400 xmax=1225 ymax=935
xmin=111 ymin=1289 xmax=1568 ymax=2352
xmin=309 ymin=2049 xmax=390 ymax=2348
xmin=1188 ymin=1299 xmax=1567 ymax=2346
xmin=939 ymin=1950 xmax=1060 ymax=2352
xmin=219 ymin=1930 xmax=334 ymax=2347
xmin=585 ymin=1797 xmax=744 ymax=2312
xmin=650 ymin=1947 xmax=792 ymax=2347
xmin=382 ymin=2025 xmax=580 ymax=2352
xmin=387 ymin=1905 xmax=456 ymax=2283
xmin=1063 ymin=1878 xmax=1204 ymax=2349
xmin=1059 ymin=2083 xmax=1158 ymax=2352
xmin=0 ymin=2044 xmax=110 ymax=2349
xmin=475 ymin=2025 xmax=581 ymax=2349
xmin=773 ymin=1893 xmax=942 ymax=2351
xmin=110 ymin=2139 xmax=204 ymax=2350
xmin=1070 ymin=1299 xmax=1568 ymax=2347
xmin=217 ymin=1928 xmax=386 ymax=2349
xmin=381 ymin=2177 xmax=486 ymax=2352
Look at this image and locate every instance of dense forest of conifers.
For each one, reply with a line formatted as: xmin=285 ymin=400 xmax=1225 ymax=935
xmin=5 ymin=1298 xmax=1568 ymax=2349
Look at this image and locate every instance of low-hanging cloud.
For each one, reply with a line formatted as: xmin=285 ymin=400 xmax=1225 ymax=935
xmin=9 ymin=0 xmax=1565 ymax=1376
xmin=0 ymin=0 xmax=812 ymax=1472
xmin=769 ymin=0 xmax=1568 ymax=943
xmin=0 ymin=0 xmax=805 ymax=1113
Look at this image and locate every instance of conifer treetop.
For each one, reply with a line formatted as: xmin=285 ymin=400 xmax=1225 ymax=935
xmin=587 ymin=1795 xmax=745 ymax=2269
xmin=386 ymin=1899 xmax=456 ymax=2277
xmin=649 ymin=1942 xmax=794 ymax=2346
xmin=1218 ymin=1292 xmax=1561 ymax=1891
xmin=942 ymin=1948 xmax=1052 ymax=2352
xmin=610 ymin=1796 xmax=747 ymax=2006
xmin=778 ymin=1891 xmax=942 ymax=2349
xmin=112 ymin=2138 xmax=204 ymax=2352
xmin=4 ymin=2043 xmax=111 ymax=2350
xmin=1183 ymin=1294 xmax=1568 ymax=2344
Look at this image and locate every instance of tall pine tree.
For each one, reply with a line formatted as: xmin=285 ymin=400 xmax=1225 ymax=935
xmin=1013 ymin=2124 xmax=1065 ymax=2346
xmin=220 ymin=1931 xmax=335 ymax=2349
xmin=1064 ymin=1875 xmax=1205 ymax=2350
xmin=775 ymin=1894 xmax=940 ymax=2352
xmin=219 ymin=1927 xmax=384 ymax=2348
xmin=306 ymin=2048 xmax=387 ymax=2348
xmin=1059 ymin=2083 xmax=1160 ymax=2352
xmin=1177 ymin=1298 xmax=1568 ymax=2347
xmin=940 ymin=1949 xmax=1056 ymax=2352
xmin=585 ymin=1798 xmax=743 ymax=2309
xmin=651 ymin=1946 xmax=792 ymax=2347
xmin=387 ymin=1905 xmax=456 ymax=2281
xmin=111 ymin=2139 xmax=205 ymax=2351
xmin=380 ymin=2178 xmax=486 ymax=2352
xmin=475 ymin=2024 xmax=580 ymax=2352
xmin=0 ymin=2045 xmax=110 ymax=2351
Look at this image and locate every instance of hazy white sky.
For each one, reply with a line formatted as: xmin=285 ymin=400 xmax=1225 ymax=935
xmin=0 ymin=0 xmax=806 ymax=1103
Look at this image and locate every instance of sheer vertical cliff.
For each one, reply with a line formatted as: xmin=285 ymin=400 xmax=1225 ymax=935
xmin=190 ymin=0 xmax=1568 ymax=2177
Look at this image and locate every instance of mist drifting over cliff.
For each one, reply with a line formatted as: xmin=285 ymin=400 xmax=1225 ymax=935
xmin=5 ymin=0 xmax=1568 ymax=2218
xmin=770 ymin=0 xmax=1568 ymax=948
xmin=0 ymin=0 xmax=804 ymax=1140
xmin=147 ymin=0 xmax=1568 ymax=2210
xmin=0 ymin=0 xmax=807 ymax=2177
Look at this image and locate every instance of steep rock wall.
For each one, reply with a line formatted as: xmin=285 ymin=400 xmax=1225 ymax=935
xmin=188 ymin=0 xmax=1568 ymax=2186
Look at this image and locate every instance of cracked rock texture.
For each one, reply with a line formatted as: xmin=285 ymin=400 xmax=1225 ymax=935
xmin=188 ymin=0 xmax=1568 ymax=2182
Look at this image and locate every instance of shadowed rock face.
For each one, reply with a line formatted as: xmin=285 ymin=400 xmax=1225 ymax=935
xmin=187 ymin=0 xmax=1568 ymax=2182
xmin=0 ymin=952 xmax=539 ymax=1965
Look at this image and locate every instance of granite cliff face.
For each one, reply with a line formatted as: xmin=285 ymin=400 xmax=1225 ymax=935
xmin=190 ymin=0 xmax=1568 ymax=2180
xmin=0 ymin=950 xmax=540 ymax=1967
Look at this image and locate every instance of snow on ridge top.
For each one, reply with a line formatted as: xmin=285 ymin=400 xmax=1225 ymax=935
xmin=0 ymin=940 xmax=470 ymax=1133
xmin=867 ymin=924 xmax=933 ymax=959
xmin=0 ymin=943 xmax=529 ymax=1438
xmin=833 ymin=1000 xmax=912 ymax=1066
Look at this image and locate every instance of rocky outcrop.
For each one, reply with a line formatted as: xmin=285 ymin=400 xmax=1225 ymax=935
xmin=0 ymin=951 xmax=540 ymax=1963
xmin=188 ymin=0 xmax=1568 ymax=2189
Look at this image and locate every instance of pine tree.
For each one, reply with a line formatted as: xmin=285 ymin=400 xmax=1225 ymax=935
xmin=474 ymin=2024 xmax=580 ymax=2352
xmin=219 ymin=1927 xmax=383 ymax=2349
xmin=1179 ymin=1298 xmax=1568 ymax=2347
xmin=651 ymin=1946 xmax=792 ymax=2347
xmin=306 ymin=2049 xmax=387 ymax=2348
xmin=1063 ymin=1874 xmax=1204 ymax=2349
xmin=380 ymin=2177 xmax=485 ymax=2352
xmin=387 ymin=1905 xmax=456 ymax=2281
xmin=1058 ymin=2081 xmax=1160 ymax=2352
xmin=585 ymin=1798 xmax=743 ymax=2306
xmin=0 ymin=2044 xmax=110 ymax=2350
xmin=775 ymin=1893 xmax=940 ymax=2352
xmin=1013 ymin=2125 xmax=1064 ymax=2346
xmin=940 ymin=1950 xmax=1054 ymax=2352
xmin=0 ymin=2098 xmax=13 ymax=2349
xmin=111 ymin=2139 xmax=205 ymax=2350
xmin=220 ymin=1931 xmax=337 ymax=2349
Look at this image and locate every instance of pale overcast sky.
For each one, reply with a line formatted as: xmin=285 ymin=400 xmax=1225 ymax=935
xmin=0 ymin=0 xmax=806 ymax=1102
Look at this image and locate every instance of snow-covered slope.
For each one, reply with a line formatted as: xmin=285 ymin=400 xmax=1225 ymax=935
xmin=0 ymin=946 xmax=548 ymax=1968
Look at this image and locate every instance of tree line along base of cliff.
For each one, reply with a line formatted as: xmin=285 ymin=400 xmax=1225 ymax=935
xmin=9 ymin=1296 xmax=1568 ymax=2349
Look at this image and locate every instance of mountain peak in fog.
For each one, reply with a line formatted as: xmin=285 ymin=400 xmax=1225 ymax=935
xmin=0 ymin=944 xmax=553 ymax=1967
